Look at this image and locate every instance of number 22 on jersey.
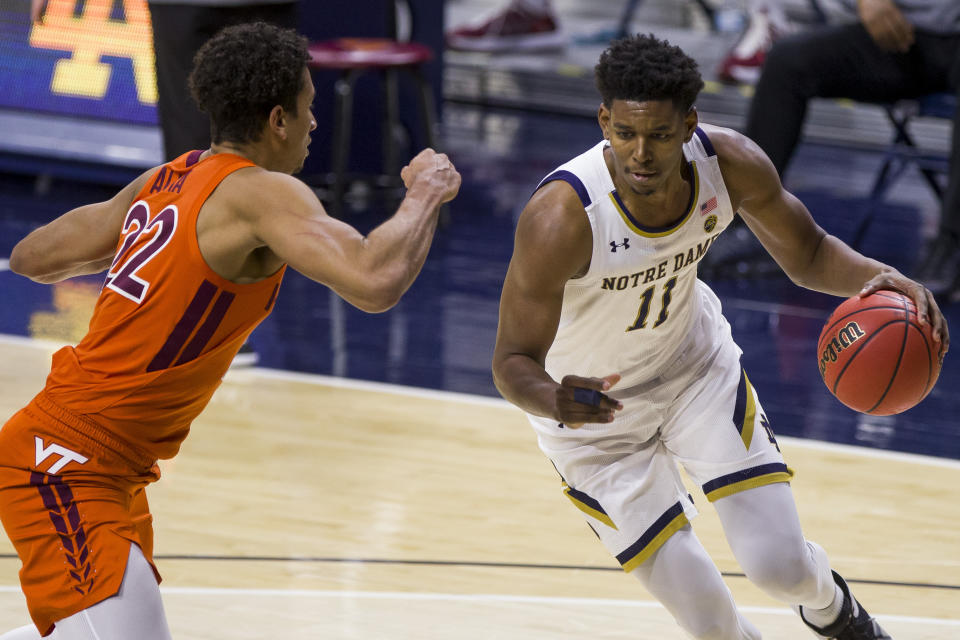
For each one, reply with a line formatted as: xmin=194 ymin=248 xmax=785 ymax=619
xmin=105 ymin=200 xmax=179 ymax=304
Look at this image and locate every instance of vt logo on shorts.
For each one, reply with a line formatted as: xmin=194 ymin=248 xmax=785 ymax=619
xmin=31 ymin=438 xmax=96 ymax=596
xmin=35 ymin=437 xmax=89 ymax=474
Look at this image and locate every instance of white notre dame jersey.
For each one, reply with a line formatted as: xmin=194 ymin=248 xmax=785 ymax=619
xmin=536 ymin=127 xmax=737 ymax=412
xmin=522 ymin=129 xmax=794 ymax=571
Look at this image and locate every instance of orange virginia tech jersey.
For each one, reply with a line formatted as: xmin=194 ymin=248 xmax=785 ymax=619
xmin=43 ymin=150 xmax=285 ymax=462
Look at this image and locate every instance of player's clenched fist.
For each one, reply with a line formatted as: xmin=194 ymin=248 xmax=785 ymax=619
xmin=401 ymin=148 xmax=461 ymax=203
xmin=555 ymin=373 xmax=623 ymax=428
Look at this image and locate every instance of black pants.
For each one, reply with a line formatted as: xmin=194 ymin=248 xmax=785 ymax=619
xmin=148 ymin=2 xmax=299 ymax=161
xmin=745 ymin=23 xmax=960 ymax=236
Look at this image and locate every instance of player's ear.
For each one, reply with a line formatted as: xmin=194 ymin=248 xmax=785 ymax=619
xmin=598 ymin=102 xmax=611 ymax=139
xmin=683 ymin=107 xmax=698 ymax=142
xmin=268 ymin=105 xmax=288 ymax=140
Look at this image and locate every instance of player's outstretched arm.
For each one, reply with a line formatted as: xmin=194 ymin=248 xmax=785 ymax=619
xmin=713 ymin=125 xmax=948 ymax=348
xmin=9 ymin=168 xmax=156 ymax=284
xmin=492 ymin=182 xmax=622 ymax=426
xmin=714 ymin=125 xmax=891 ymax=294
xmin=248 ymin=148 xmax=460 ymax=312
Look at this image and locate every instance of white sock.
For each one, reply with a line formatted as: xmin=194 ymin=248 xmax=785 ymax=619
xmin=801 ymin=583 xmax=845 ymax=628
xmin=0 ymin=625 xmax=42 ymax=640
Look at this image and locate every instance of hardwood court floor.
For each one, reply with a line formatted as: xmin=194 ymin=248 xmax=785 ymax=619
xmin=0 ymin=336 xmax=958 ymax=639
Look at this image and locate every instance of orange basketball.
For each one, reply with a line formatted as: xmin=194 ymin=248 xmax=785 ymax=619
xmin=817 ymin=291 xmax=942 ymax=415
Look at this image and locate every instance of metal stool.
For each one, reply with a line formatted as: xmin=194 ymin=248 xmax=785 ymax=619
xmin=850 ymin=92 xmax=955 ymax=248
xmin=308 ymin=37 xmax=437 ymax=215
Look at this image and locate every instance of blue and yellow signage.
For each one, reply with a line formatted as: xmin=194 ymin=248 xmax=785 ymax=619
xmin=0 ymin=0 xmax=157 ymax=124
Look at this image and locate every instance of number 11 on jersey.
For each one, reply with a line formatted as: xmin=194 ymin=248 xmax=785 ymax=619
xmin=626 ymin=276 xmax=678 ymax=331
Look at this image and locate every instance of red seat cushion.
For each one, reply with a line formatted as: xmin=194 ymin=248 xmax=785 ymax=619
xmin=308 ymin=38 xmax=434 ymax=69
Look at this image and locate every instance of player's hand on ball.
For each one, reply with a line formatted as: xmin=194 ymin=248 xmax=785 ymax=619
xmin=859 ymin=271 xmax=949 ymax=360
xmin=401 ymin=148 xmax=461 ymax=203
xmin=556 ymin=374 xmax=623 ymax=428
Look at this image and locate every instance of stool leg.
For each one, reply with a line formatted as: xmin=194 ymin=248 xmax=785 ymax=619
xmin=918 ymin=166 xmax=946 ymax=202
xmin=617 ymin=0 xmax=644 ymax=39
xmin=382 ymin=68 xmax=401 ymax=178
xmin=869 ymin=154 xmax=901 ymax=201
xmin=411 ymin=66 xmax=438 ymax=151
xmin=887 ymin=103 xmax=946 ymax=202
xmin=331 ymin=70 xmax=360 ymax=216
xmin=409 ymin=66 xmax=448 ymax=226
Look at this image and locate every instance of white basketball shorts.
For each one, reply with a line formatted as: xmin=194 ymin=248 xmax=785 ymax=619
xmin=528 ymin=332 xmax=793 ymax=572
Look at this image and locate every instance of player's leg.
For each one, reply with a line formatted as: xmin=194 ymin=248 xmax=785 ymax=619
xmin=0 ymin=544 xmax=169 ymax=640
xmin=0 ymin=400 xmax=167 ymax=640
xmin=631 ymin=524 xmax=761 ymax=640
xmin=715 ymin=483 xmax=891 ymax=639
xmin=662 ymin=305 xmax=891 ymax=639
xmin=50 ymin=543 xmax=171 ymax=640
xmin=534 ymin=409 xmax=760 ymax=640
xmin=714 ymin=483 xmax=833 ymax=606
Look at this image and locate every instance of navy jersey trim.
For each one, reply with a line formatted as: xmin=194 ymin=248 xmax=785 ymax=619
xmin=537 ymin=170 xmax=591 ymax=208
xmin=701 ymin=462 xmax=793 ymax=502
xmin=615 ymin=501 xmax=689 ymax=571
xmin=732 ymin=367 xmax=757 ymax=449
xmin=694 ymin=127 xmax=716 ymax=157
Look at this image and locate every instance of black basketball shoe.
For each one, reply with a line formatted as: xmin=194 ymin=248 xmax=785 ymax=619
xmin=799 ymin=571 xmax=892 ymax=639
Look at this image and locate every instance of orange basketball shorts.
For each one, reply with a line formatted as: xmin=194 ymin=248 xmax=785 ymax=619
xmin=0 ymin=392 xmax=162 ymax=636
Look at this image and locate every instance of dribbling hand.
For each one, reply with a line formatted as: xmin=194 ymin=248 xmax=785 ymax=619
xmin=401 ymin=148 xmax=461 ymax=203
xmin=859 ymin=272 xmax=950 ymax=362
xmin=556 ymin=373 xmax=623 ymax=428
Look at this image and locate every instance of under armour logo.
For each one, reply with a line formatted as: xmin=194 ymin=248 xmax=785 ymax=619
xmin=35 ymin=437 xmax=88 ymax=474
xmin=610 ymin=238 xmax=630 ymax=252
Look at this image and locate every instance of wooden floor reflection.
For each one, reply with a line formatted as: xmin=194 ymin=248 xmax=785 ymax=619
xmin=1 ymin=336 xmax=957 ymax=638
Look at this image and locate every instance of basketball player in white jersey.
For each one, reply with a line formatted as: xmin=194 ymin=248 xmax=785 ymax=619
xmin=492 ymin=34 xmax=948 ymax=639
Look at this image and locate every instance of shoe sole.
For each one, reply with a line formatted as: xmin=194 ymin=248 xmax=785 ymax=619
xmin=447 ymin=31 xmax=566 ymax=52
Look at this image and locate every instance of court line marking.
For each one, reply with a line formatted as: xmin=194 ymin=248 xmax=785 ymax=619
xmin=0 ymin=585 xmax=957 ymax=627
xmin=2 ymin=552 xmax=955 ymax=590
xmin=0 ymin=259 xmax=9 ymax=272
xmin=1 ymin=332 xmax=958 ymax=470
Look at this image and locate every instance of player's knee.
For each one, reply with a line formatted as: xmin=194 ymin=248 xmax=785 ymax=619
xmin=743 ymin=549 xmax=819 ymax=603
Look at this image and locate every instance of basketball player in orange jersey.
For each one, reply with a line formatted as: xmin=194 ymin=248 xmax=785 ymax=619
xmin=493 ymin=35 xmax=947 ymax=639
xmin=0 ymin=22 xmax=459 ymax=640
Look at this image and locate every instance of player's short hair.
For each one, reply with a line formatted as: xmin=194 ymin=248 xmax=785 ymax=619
xmin=595 ymin=34 xmax=704 ymax=113
xmin=189 ymin=21 xmax=310 ymax=145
